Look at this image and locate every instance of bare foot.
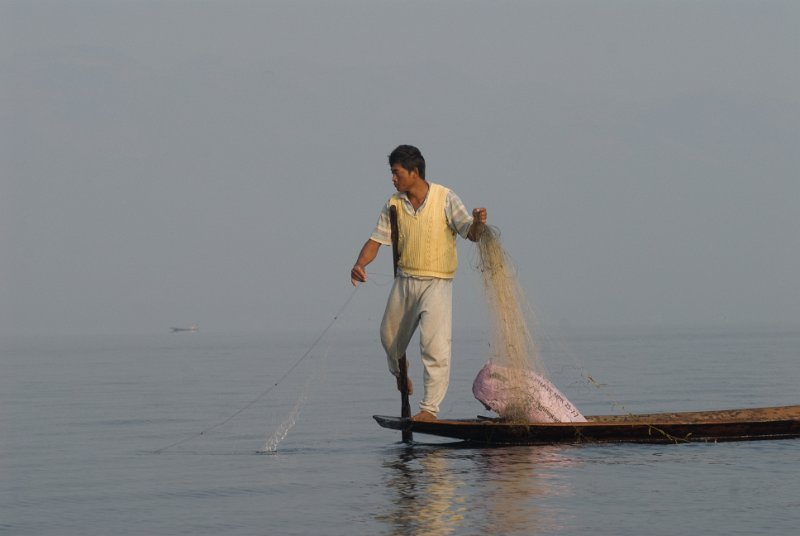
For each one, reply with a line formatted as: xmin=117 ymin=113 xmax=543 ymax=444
xmin=396 ymin=375 xmax=413 ymax=395
xmin=411 ymin=410 xmax=437 ymax=422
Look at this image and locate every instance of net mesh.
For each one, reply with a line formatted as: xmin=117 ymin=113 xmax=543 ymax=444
xmin=476 ymin=226 xmax=547 ymax=423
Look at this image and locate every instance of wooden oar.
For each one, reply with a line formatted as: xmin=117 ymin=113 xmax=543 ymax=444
xmin=389 ymin=205 xmax=413 ymax=443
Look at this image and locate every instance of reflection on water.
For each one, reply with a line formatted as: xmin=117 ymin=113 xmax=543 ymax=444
xmin=476 ymin=446 xmax=578 ymax=534
xmin=376 ymin=445 xmax=579 ymax=536
xmin=377 ymin=448 xmax=467 ymax=536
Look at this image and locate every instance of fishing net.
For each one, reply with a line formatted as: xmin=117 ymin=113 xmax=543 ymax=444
xmin=473 ymin=226 xmax=586 ymax=423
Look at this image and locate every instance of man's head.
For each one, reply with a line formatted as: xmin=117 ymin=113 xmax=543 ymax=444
xmin=388 ymin=145 xmax=426 ymax=179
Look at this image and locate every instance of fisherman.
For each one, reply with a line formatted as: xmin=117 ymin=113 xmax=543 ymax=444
xmin=350 ymin=145 xmax=487 ymax=422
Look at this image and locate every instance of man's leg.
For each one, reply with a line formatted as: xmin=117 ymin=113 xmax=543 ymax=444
xmin=417 ymin=278 xmax=453 ymax=417
xmin=380 ymin=277 xmax=419 ymax=390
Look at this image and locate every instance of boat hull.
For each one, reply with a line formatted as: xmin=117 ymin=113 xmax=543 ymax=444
xmin=374 ymin=405 xmax=800 ymax=445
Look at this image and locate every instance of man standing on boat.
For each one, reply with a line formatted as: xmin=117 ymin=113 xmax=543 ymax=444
xmin=350 ymin=145 xmax=487 ymax=422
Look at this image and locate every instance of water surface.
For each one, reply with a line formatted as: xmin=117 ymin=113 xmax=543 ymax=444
xmin=2 ymin=325 xmax=798 ymax=535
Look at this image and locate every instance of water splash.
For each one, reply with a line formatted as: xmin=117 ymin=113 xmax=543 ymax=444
xmin=259 ymin=345 xmax=327 ymax=453
xmin=260 ymin=387 xmax=309 ymax=453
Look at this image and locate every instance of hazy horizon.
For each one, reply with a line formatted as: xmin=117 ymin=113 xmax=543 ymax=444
xmin=3 ymin=1 xmax=798 ymax=337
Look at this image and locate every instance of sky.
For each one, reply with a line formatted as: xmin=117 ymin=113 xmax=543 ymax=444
xmin=2 ymin=0 xmax=798 ymax=336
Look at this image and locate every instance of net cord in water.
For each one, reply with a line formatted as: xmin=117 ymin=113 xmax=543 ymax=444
xmin=152 ymin=286 xmax=359 ymax=454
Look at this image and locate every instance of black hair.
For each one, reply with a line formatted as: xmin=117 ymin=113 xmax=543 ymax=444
xmin=388 ymin=145 xmax=426 ymax=179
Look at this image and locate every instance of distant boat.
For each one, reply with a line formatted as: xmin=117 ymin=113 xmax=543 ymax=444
xmin=170 ymin=324 xmax=199 ymax=333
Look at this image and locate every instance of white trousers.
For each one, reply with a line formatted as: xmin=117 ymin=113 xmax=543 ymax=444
xmin=380 ymin=276 xmax=453 ymax=416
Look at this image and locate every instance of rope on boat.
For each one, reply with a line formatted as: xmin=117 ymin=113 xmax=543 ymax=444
xmin=153 ymin=285 xmax=360 ymax=454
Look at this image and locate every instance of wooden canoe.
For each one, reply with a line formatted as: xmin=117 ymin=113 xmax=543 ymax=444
xmin=374 ymin=405 xmax=800 ymax=445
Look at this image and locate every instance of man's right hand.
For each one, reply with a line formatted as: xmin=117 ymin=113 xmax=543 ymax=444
xmin=350 ymin=239 xmax=381 ymax=285
xmin=351 ymin=264 xmax=367 ymax=286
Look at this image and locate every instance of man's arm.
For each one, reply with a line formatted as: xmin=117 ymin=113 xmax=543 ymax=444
xmin=350 ymin=239 xmax=382 ymax=286
xmin=467 ymin=207 xmax=488 ymax=242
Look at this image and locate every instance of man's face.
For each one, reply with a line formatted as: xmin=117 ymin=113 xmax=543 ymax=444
xmin=391 ymin=164 xmax=418 ymax=192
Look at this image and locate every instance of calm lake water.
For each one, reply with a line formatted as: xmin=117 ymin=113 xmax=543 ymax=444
xmin=2 ymin=324 xmax=799 ymax=535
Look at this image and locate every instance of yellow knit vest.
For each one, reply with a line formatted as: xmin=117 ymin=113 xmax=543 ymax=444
xmin=391 ymin=183 xmax=458 ymax=279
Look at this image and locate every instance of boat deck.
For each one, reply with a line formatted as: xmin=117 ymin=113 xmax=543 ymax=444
xmin=374 ymin=405 xmax=800 ymax=445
